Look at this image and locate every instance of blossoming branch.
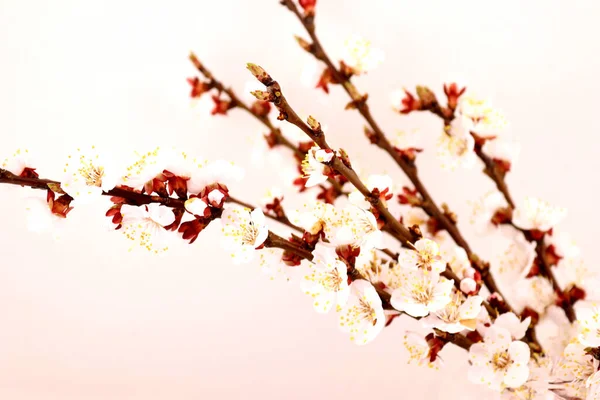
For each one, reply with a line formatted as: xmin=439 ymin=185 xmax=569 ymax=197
xmin=2 ymin=1 xmax=599 ymax=399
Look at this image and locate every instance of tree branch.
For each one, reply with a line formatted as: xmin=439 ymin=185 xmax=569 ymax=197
xmin=278 ymin=0 xmax=511 ymax=307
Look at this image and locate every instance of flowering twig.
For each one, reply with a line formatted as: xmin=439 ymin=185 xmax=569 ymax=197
xmin=279 ymin=0 xmax=510 ymax=308
xmin=263 ymin=230 xmax=476 ymax=351
xmin=189 ymin=52 xmax=346 ymax=196
xmin=420 ymin=95 xmax=577 ymax=324
xmin=246 ymin=63 xmax=414 ymax=246
xmin=0 ymin=167 xmax=187 ymax=208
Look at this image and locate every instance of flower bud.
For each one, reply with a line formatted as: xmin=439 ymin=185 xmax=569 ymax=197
xmin=246 ymin=63 xmax=272 ymax=85
xmin=307 ymin=115 xmax=321 ymax=132
xmin=251 ymin=90 xmax=274 ymax=102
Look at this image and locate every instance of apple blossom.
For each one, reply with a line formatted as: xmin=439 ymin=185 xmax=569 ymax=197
xmin=338 ymin=279 xmax=385 ymax=345
xmin=492 ymin=312 xmax=531 ymax=341
xmin=341 ymin=34 xmax=384 ymax=75
xmin=423 ymin=291 xmax=483 ymax=333
xmin=391 ymin=269 xmax=453 ymax=317
xmin=468 ymin=326 xmax=531 ymax=391
xmin=24 ymin=197 xmax=66 ymax=236
xmin=301 ymin=244 xmax=349 ymax=313
xmin=482 ymin=137 xmax=521 ymax=169
xmin=335 ymin=206 xmax=383 ymax=250
xmin=556 ymin=341 xmax=600 ymax=399
xmin=355 ymin=249 xmax=402 ymax=291
xmin=437 ymin=116 xmax=477 ymax=170
xmin=403 ymin=332 xmax=443 ymax=369
xmin=513 ymin=276 xmax=556 ymax=316
xmin=301 ymin=146 xmax=334 ymax=187
xmin=397 ymin=238 xmax=446 ymax=273
xmin=2 ymin=148 xmax=36 ymax=176
xmin=512 ymin=197 xmax=567 ymax=233
xmin=221 ymin=207 xmax=269 ymax=264
xmin=470 ymin=190 xmax=509 ymax=234
xmin=62 ymin=146 xmax=119 ymax=202
xmin=576 ymin=305 xmax=600 ymax=348
xmin=457 ymin=95 xmax=508 ymax=139
xmin=120 ymin=203 xmax=176 ymax=253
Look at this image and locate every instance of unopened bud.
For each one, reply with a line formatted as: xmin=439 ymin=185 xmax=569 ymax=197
xmin=307 ymin=115 xmax=321 ymax=132
xmin=251 ymin=90 xmax=273 ymax=102
xmin=416 ymin=86 xmax=438 ymax=109
xmin=246 ymin=63 xmax=272 ymax=85
xmin=294 ymin=36 xmax=312 ymax=53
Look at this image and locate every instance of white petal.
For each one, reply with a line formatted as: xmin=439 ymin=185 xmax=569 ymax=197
xmin=504 ymin=364 xmax=530 ymax=389
xmin=185 ymin=197 xmax=208 ymax=216
xmin=507 ymin=340 xmax=531 ymax=364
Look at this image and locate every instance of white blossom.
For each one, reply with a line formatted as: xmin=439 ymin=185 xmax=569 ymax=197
xmin=301 ymin=146 xmax=333 ymax=187
xmin=556 ymin=341 xmax=600 ymax=399
xmin=512 ymin=197 xmax=567 ymax=233
xmin=535 ymin=305 xmax=575 ymax=358
xmin=470 ymin=191 xmax=508 ymax=234
xmin=24 ymin=197 xmax=65 ymax=237
xmin=443 ymin=245 xmax=476 ymax=281
xmin=391 ymin=269 xmax=453 ymax=317
xmin=338 ymin=279 xmax=385 ymax=345
xmin=501 ymin=357 xmax=556 ymax=400
xmin=341 ymin=34 xmax=384 ymax=74
xmin=458 ymin=95 xmax=508 ymax=139
xmin=482 ymin=137 xmax=521 ymax=167
xmin=468 ymin=326 xmax=531 ymax=391
xmin=403 ymin=332 xmax=442 ymax=369
xmin=576 ymin=305 xmax=600 ymax=348
xmin=188 ymin=159 xmax=244 ymax=194
xmin=423 ymin=291 xmax=483 ymax=333
xmin=184 ymin=197 xmax=208 ymax=216
xmin=121 ymin=147 xmax=168 ymax=189
xmin=2 ymin=148 xmax=36 ymax=175
xmin=258 ymin=248 xmax=296 ymax=282
xmin=220 ymin=207 xmax=269 ymax=264
xmin=62 ymin=146 xmax=119 ymax=202
xmin=120 ymin=203 xmax=175 ymax=253
xmin=390 ymin=129 xmax=422 ymax=152
xmin=544 ymin=230 xmax=581 ymax=260
xmin=301 ymin=245 xmax=350 ymax=313
xmin=514 ymin=276 xmax=556 ymax=315
xmin=496 ymin=234 xmax=536 ymax=278
xmin=355 ymin=249 xmax=402 ymax=291
xmin=437 ymin=116 xmax=477 ymax=170
xmin=397 ymin=238 xmax=446 ymax=273
xmin=493 ymin=312 xmax=531 ymax=341
xmin=288 ymin=202 xmax=337 ymax=237
xmin=335 ymin=206 xmax=383 ymax=250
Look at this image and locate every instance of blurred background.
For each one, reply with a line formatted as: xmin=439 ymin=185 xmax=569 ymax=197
xmin=0 ymin=0 xmax=599 ymax=398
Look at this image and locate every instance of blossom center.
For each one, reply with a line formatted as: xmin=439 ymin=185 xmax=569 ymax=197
xmin=358 ymin=297 xmax=378 ymax=326
xmin=491 ymin=350 xmax=511 ymax=371
xmin=79 ymin=160 xmax=105 ymax=187
xmin=411 ymin=283 xmax=434 ymax=304
xmin=321 ymin=268 xmax=344 ymax=292
xmin=241 ymin=221 xmax=260 ymax=246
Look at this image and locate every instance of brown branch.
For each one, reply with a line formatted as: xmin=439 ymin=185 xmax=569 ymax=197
xmin=189 ymin=52 xmax=346 ymax=195
xmin=278 ymin=0 xmax=512 ymax=307
xmin=0 ymin=168 xmax=187 ymax=208
xmin=265 ymin=229 xmax=474 ymax=351
xmin=247 ymin=65 xmax=414 ymax=246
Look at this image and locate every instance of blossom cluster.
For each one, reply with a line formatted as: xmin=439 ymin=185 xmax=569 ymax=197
xmin=2 ymin=1 xmax=599 ymax=399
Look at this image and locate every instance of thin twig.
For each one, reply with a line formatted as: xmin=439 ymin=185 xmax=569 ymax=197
xmin=279 ymin=0 xmax=509 ymax=305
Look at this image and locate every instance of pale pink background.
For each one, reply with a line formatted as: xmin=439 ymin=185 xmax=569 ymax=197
xmin=0 ymin=0 xmax=599 ymax=399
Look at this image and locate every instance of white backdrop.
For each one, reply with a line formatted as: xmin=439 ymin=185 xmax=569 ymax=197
xmin=0 ymin=0 xmax=599 ymax=398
